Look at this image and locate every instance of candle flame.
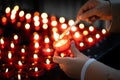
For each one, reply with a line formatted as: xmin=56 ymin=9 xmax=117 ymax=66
xmin=0 ymin=38 xmax=4 ymax=44
xmin=60 ymin=53 xmax=65 ymax=58
xmin=46 ymin=58 xmax=50 ymax=64
xmin=88 ymin=37 xmax=93 ymax=43
xmin=21 ymin=48 xmax=25 ymax=53
xmin=79 ymin=42 xmax=84 ymax=47
xmin=33 ymin=54 xmax=38 ymax=59
xmin=13 ymin=5 xmax=19 ymax=11
xmin=102 ymin=29 xmax=107 ymax=34
xmin=74 ymin=32 xmax=81 ymax=38
xmin=42 ymin=24 xmax=48 ymax=29
xmin=19 ymin=10 xmax=24 ymax=17
xmin=79 ymin=23 xmax=85 ymax=29
xmin=33 ymin=32 xmax=39 ymax=40
xmin=89 ymin=26 xmax=94 ymax=32
xmin=51 ymin=21 xmax=57 ymax=26
xmin=34 ymin=21 xmax=40 ymax=27
xmin=42 ymin=18 xmax=48 ymax=24
xmin=5 ymin=7 xmax=11 ymax=14
xmin=5 ymin=68 xmax=9 ymax=73
xmin=25 ymin=23 xmax=30 ymax=30
xmin=13 ymin=34 xmax=18 ymax=40
xmin=59 ymin=17 xmax=65 ymax=23
xmin=18 ymin=61 xmax=22 ymax=66
xmin=53 ymin=32 xmax=59 ymax=41
xmin=34 ymin=42 xmax=39 ymax=49
xmin=35 ymin=67 xmax=38 ymax=72
xmin=44 ymin=37 xmax=50 ymax=43
xmin=10 ymin=42 xmax=15 ymax=48
xmin=41 ymin=13 xmax=48 ymax=19
xmin=61 ymin=23 xmax=67 ymax=30
xmin=25 ymin=13 xmax=31 ymax=20
xmin=18 ymin=74 xmax=21 ymax=80
xmin=95 ymin=33 xmax=100 ymax=39
xmin=83 ymin=30 xmax=89 ymax=36
xmin=33 ymin=16 xmax=39 ymax=21
xmin=8 ymin=51 xmax=12 ymax=59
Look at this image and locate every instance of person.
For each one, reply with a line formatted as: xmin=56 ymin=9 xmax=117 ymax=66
xmin=53 ymin=0 xmax=120 ymax=80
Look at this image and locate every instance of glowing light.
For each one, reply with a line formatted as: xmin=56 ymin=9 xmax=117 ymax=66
xmin=102 ymin=29 xmax=107 ymax=34
xmin=10 ymin=14 xmax=15 ymax=20
xmin=68 ymin=19 xmax=74 ymax=26
xmin=71 ymin=26 xmax=77 ymax=32
xmin=52 ymin=27 xmax=58 ymax=32
xmin=13 ymin=34 xmax=18 ymax=40
xmin=5 ymin=7 xmax=11 ymax=14
xmin=59 ymin=17 xmax=65 ymax=23
xmin=88 ymin=37 xmax=93 ymax=43
xmin=8 ymin=51 xmax=12 ymax=59
xmin=33 ymin=54 xmax=38 ymax=59
xmin=79 ymin=42 xmax=84 ymax=47
xmin=33 ymin=16 xmax=39 ymax=21
xmin=53 ymin=32 xmax=59 ymax=41
xmin=19 ymin=10 xmax=24 ymax=17
xmin=89 ymin=26 xmax=94 ymax=32
xmin=5 ymin=68 xmax=9 ymax=73
xmin=33 ymin=32 xmax=39 ymax=40
xmin=35 ymin=67 xmax=38 ymax=72
xmin=2 ymin=16 xmax=7 ymax=24
xmin=42 ymin=18 xmax=48 ymax=24
xmin=18 ymin=61 xmax=22 ymax=66
xmin=44 ymin=36 xmax=50 ymax=43
xmin=42 ymin=24 xmax=48 ymax=30
xmin=74 ymin=32 xmax=81 ymax=38
xmin=95 ymin=33 xmax=100 ymax=39
xmin=25 ymin=23 xmax=30 ymax=30
xmin=34 ymin=42 xmax=39 ymax=49
xmin=10 ymin=42 xmax=15 ymax=48
xmin=34 ymin=21 xmax=40 ymax=27
xmin=25 ymin=13 xmax=31 ymax=20
xmin=60 ymin=53 xmax=65 ymax=58
xmin=18 ymin=74 xmax=21 ymax=80
xmin=61 ymin=24 xmax=67 ymax=30
xmin=0 ymin=38 xmax=4 ymax=44
xmin=13 ymin=5 xmax=19 ymax=11
xmin=41 ymin=13 xmax=48 ymax=19
xmin=79 ymin=23 xmax=85 ymax=29
xmin=83 ymin=30 xmax=89 ymax=36
xmin=51 ymin=21 xmax=57 ymax=26
xmin=21 ymin=48 xmax=25 ymax=53
xmin=46 ymin=58 xmax=50 ymax=64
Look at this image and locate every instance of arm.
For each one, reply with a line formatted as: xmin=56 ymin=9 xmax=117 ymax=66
xmin=53 ymin=41 xmax=120 ymax=80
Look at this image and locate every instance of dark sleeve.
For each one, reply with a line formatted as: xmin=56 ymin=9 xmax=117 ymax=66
xmin=109 ymin=0 xmax=120 ymax=33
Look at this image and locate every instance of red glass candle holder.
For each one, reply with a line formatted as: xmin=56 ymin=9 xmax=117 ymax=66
xmin=28 ymin=64 xmax=44 ymax=77
xmin=42 ymin=47 xmax=54 ymax=56
xmin=53 ymin=38 xmax=71 ymax=52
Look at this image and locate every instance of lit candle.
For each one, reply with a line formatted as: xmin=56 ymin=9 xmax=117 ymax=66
xmin=25 ymin=23 xmax=30 ymax=31
xmin=0 ymin=37 xmax=5 ymax=49
xmin=44 ymin=36 xmax=50 ymax=47
xmin=86 ymin=36 xmax=95 ymax=47
xmin=5 ymin=7 xmax=11 ymax=17
xmin=18 ymin=74 xmax=21 ymax=80
xmin=1 ymin=16 xmax=7 ymax=25
xmin=72 ymin=31 xmax=83 ymax=42
xmin=42 ymin=48 xmax=54 ymax=56
xmin=25 ymin=13 xmax=31 ymax=23
xmin=79 ymin=23 xmax=85 ymax=30
xmin=53 ymin=38 xmax=70 ymax=52
xmin=60 ymin=23 xmax=68 ymax=31
xmin=51 ymin=20 xmax=58 ymax=27
xmin=33 ymin=32 xmax=40 ymax=42
xmin=34 ymin=21 xmax=40 ymax=31
xmin=19 ymin=10 xmax=25 ymax=21
xmin=13 ymin=34 xmax=19 ymax=44
xmin=88 ymin=26 xmax=95 ymax=33
xmin=59 ymin=17 xmax=65 ymax=23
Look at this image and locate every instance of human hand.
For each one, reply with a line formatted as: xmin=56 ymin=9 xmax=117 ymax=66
xmin=77 ymin=0 xmax=112 ymax=23
xmin=53 ymin=41 xmax=90 ymax=79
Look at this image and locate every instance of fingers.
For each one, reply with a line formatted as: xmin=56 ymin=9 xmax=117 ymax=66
xmin=70 ymin=41 xmax=81 ymax=57
xmin=53 ymin=56 xmax=72 ymax=64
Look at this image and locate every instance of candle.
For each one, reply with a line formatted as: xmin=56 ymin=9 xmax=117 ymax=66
xmin=34 ymin=21 xmax=40 ymax=31
xmin=5 ymin=7 xmax=11 ymax=17
xmin=59 ymin=17 xmax=65 ymax=23
xmin=1 ymin=16 xmax=7 ymax=26
xmin=25 ymin=23 xmax=30 ymax=31
xmin=13 ymin=34 xmax=19 ymax=44
xmin=42 ymin=48 xmax=54 ymax=56
xmin=19 ymin=10 xmax=25 ymax=21
xmin=79 ymin=23 xmax=85 ymax=30
xmin=44 ymin=36 xmax=50 ymax=47
xmin=15 ymin=60 xmax=27 ymax=71
xmin=28 ymin=64 xmax=44 ymax=77
xmin=53 ymin=38 xmax=70 ymax=52
xmin=0 ymin=37 xmax=5 ymax=49
xmin=51 ymin=20 xmax=58 ymax=27
xmin=72 ymin=31 xmax=83 ymax=42
xmin=25 ymin=13 xmax=31 ymax=23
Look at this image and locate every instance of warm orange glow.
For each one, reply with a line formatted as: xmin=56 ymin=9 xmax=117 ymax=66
xmin=33 ymin=54 xmax=38 ymax=59
xmin=33 ymin=32 xmax=39 ymax=40
xmin=79 ymin=42 xmax=84 ymax=47
xmin=10 ymin=42 xmax=15 ymax=48
xmin=46 ymin=58 xmax=50 ymax=64
xmin=95 ymin=33 xmax=100 ymax=39
xmin=102 ymin=29 xmax=107 ymax=34
xmin=52 ymin=27 xmax=58 ymax=32
xmin=25 ymin=13 xmax=31 ymax=20
xmin=11 ymin=9 xmax=17 ymax=15
xmin=13 ymin=5 xmax=19 ymax=11
xmin=34 ymin=21 xmax=40 ymax=27
xmin=42 ymin=24 xmax=48 ymax=30
xmin=25 ymin=23 xmax=30 ymax=30
xmin=5 ymin=7 xmax=11 ymax=14
xmin=0 ymin=38 xmax=4 ymax=44
xmin=44 ymin=36 xmax=50 ymax=43
xmin=61 ymin=23 xmax=67 ymax=30
xmin=50 ymin=16 xmax=56 ymax=21
xmin=83 ymin=30 xmax=89 ymax=36
xmin=68 ymin=19 xmax=74 ymax=26
xmin=79 ymin=23 xmax=85 ymax=29
xmin=19 ymin=10 xmax=24 ymax=17
xmin=60 ymin=53 xmax=65 ymax=58
xmin=42 ymin=18 xmax=48 ymax=24
xmin=53 ymin=32 xmax=59 ymax=41
xmin=34 ymin=11 xmax=40 ymax=16
xmin=2 ymin=16 xmax=7 ymax=23
xmin=18 ymin=61 xmax=22 ymax=65
xmin=51 ymin=21 xmax=57 ymax=26
xmin=18 ymin=74 xmax=21 ymax=80
xmin=35 ymin=67 xmax=38 ymax=72
xmin=89 ymin=26 xmax=94 ymax=32
xmin=5 ymin=68 xmax=9 ymax=73
xmin=34 ymin=42 xmax=39 ymax=49
xmin=71 ymin=26 xmax=77 ymax=32
xmin=88 ymin=37 xmax=93 ymax=43
xmin=74 ymin=32 xmax=81 ymax=38
xmin=13 ymin=34 xmax=18 ymax=40
xmin=59 ymin=17 xmax=65 ymax=23
xmin=21 ymin=48 xmax=25 ymax=53
xmin=41 ymin=13 xmax=48 ymax=19
xmin=33 ymin=16 xmax=39 ymax=21
xmin=8 ymin=51 xmax=12 ymax=59
xmin=10 ymin=14 xmax=15 ymax=20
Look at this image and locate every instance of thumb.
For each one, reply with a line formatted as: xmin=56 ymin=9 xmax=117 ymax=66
xmin=70 ymin=41 xmax=81 ymax=57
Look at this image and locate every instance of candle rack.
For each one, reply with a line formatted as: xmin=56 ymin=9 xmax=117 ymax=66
xmin=0 ymin=5 xmax=108 ymax=79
